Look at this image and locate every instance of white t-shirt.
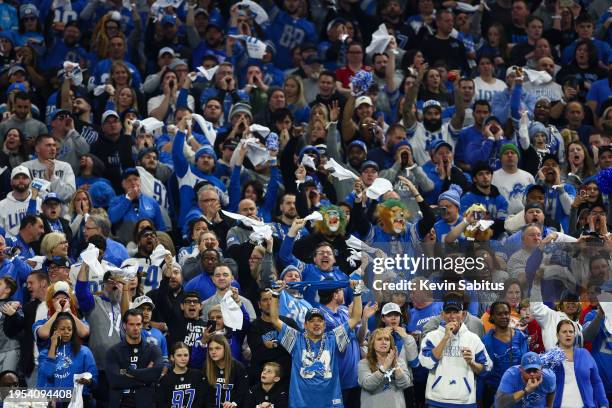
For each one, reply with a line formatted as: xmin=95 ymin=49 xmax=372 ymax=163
xmin=474 ymin=77 xmax=507 ymax=102
xmin=492 ymin=168 xmax=535 ymax=216
xmin=524 ymin=81 xmax=563 ymax=102
xmin=560 ymin=360 xmax=584 ymax=408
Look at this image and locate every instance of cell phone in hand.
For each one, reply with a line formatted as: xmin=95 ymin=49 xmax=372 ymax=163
xmin=206 ymin=319 xmax=216 ymax=332
xmin=432 ymin=206 xmax=447 ymax=218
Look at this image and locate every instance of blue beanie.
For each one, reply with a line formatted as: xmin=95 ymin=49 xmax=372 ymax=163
xmin=195 ymin=145 xmax=217 ymax=161
xmin=529 ymin=121 xmax=547 ymax=139
xmin=392 ymin=140 xmax=412 ymax=157
xmin=438 ymin=184 xmax=462 ymax=208
xmin=280 ymin=265 xmax=301 ymax=280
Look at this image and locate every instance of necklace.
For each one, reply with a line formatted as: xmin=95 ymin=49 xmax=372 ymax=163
xmin=304 ymin=334 xmax=326 ymax=361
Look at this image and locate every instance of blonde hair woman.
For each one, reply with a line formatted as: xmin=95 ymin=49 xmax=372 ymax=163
xmin=40 ymin=232 xmax=69 ymax=259
xmin=358 ymin=328 xmax=411 ymax=407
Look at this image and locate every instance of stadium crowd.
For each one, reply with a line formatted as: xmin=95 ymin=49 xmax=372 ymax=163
xmin=0 ymin=0 xmax=609 ymax=407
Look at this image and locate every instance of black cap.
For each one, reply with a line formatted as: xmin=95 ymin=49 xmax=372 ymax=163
xmin=305 ymin=308 xmax=325 ymax=321
xmin=560 ymin=290 xmax=580 ymax=302
xmin=524 ymin=202 xmax=545 ymax=212
xmin=443 ymin=298 xmax=463 ymax=312
xmin=360 ymin=160 xmax=379 ymax=172
xmin=137 ymin=147 xmax=157 ymax=162
xmin=183 ymin=291 xmax=202 ymax=302
xmin=136 ymin=226 xmax=156 ymax=240
xmin=44 ymin=256 xmax=71 ymax=268
xmin=472 ymin=161 xmax=492 ymax=176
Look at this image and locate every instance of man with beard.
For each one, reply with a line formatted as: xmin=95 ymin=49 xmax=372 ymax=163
xmin=378 ymin=0 xmax=416 ymax=50
xmin=271 ymin=193 xmax=309 ymax=241
xmin=535 ymin=155 xmax=576 ymax=232
xmin=267 ymin=275 xmax=363 ymax=408
xmin=71 ymin=92 xmax=99 ymax=145
xmin=460 ymin=161 xmax=509 ymax=237
xmin=369 ymin=51 xmax=400 ymax=119
xmin=368 ymin=124 xmax=408 ymax=170
xmin=44 ymin=21 xmax=91 ymax=71
xmin=76 ymin=265 xmax=127 ymax=406
xmin=0 ymin=166 xmax=40 ymax=236
xmin=281 ymin=218 xmax=353 ymax=304
xmin=192 ymin=19 xmax=226 ymax=69
xmin=22 ymin=134 xmax=76 ymax=203
xmin=91 ymin=110 xmax=135 ymax=193
xmin=121 ymin=226 xmax=165 ymax=293
xmin=0 ymin=93 xmax=47 ymax=147
xmin=147 ymin=255 xmax=185 ymax=339
xmin=455 ymin=100 xmax=490 ymax=172
xmin=403 ymin=74 xmax=465 ymax=164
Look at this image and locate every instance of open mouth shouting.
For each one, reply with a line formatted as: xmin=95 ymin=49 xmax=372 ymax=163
xmin=326 ymin=210 xmax=340 ymax=232
xmin=392 ymin=216 xmax=406 ymax=233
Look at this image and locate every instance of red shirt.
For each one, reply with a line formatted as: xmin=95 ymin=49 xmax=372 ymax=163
xmin=335 ymin=65 xmax=371 ymax=88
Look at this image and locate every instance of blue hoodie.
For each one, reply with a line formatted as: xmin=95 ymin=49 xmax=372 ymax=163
xmin=38 ymin=343 xmax=98 ymax=393
xmin=583 ymin=310 xmax=612 ymax=394
xmin=552 ymin=347 xmax=608 ymax=408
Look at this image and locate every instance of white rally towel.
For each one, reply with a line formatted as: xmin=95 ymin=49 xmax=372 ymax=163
xmin=303 ymin=211 xmax=323 ymax=222
xmin=221 ymin=210 xmax=265 ymax=228
xmin=151 ymin=244 xmax=171 ymax=267
xmin=229 ymin=34 xmax=268 ymax=59
xmin=346 ymin=235 xmax=378 ymax=254
xmin=197 ymin=65 xmax=219 ymax=81
xmin=68 ymin=372 xmax=93 ymax=408
xmin=220 ymin=291 xmax=243 ymax=330
xmin=324 ymin=158 xmax=359 ymax=181
xmin=191 ymin=113 xmax=218 ymax=146
xmin=139 ymin=117 xmax=164 ymax=136
xmin=80 ymin=244 xmax=104 ymax=278
xmin=249 ymin=124 xmax=271 ymax=138
xmin=366 ymin=24 xmax=392 ymax=55
xmin=236 ymin=0 xmax=269 ymax=25
xmin=366 ymin=178 xmax=394 ymax=200
xmin=523 ymin=68 xmax=553 ymax=86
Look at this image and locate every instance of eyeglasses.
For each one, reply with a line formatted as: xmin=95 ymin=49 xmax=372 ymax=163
xmin=316 ymin=251 xmax=334 ymax=256
xmin=183 ymin=299 xmax=199 ymax=305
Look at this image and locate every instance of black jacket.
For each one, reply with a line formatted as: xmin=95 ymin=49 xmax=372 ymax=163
xmin=245 ymin=382 xmax=289 ymax=408
xmin=90 ymin=133 xmax=135 ymax=194
xmin=105 ymin=339 xmax=163 ymax=408
xmin=246 ymin=316 xmax=298 ymax=384
xmin=3 ymin=299 xmax=40 ymax=376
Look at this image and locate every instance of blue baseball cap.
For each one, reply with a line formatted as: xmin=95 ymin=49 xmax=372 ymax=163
xmin=121 ymin=167 xmax=139 ymax=180
xmin=521 ymin=352 xmax=543 ymax=371
xmin=161 ymin=15 xmax=177 ymax=26
xmin=430 ymin=139 xmax=453 ymax=153
xmin=43 ymin=192 xmax=62 ymax=204
xmin=305 ymin=308 xmax=325 ymax=322
xmin=348 ymin=140 xmax=367 ymax=154
xmin=195 ymin=145 xmax=217 ymax=161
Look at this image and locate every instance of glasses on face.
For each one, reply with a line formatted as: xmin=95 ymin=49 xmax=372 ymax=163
xmin=316 ymin=251 xmax=334 ymax=256
xmin=183 ymin=299 xmax=199 ymax=305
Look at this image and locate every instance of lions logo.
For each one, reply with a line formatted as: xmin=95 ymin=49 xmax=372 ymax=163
xmin=300 ymin=350 xmax=332 ymax=379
